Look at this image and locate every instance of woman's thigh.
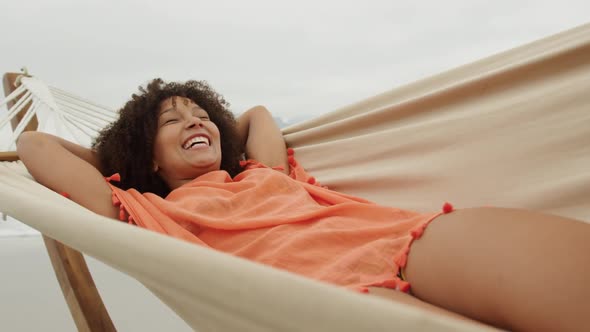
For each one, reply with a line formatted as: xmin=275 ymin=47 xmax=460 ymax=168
xmin=403 ymin=207 xmax=590 ymax=331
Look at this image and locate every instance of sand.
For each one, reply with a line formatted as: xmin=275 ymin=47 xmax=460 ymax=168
xmin=0 ymin=235 xmax=192 ymax=331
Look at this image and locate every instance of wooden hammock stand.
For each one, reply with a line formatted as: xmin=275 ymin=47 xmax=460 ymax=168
xmin=1 ymin=72 xmax=116 ymax=332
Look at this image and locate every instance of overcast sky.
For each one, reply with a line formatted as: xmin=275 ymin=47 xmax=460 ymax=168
xmin=1 ymin=0 xmax=589 ymax=121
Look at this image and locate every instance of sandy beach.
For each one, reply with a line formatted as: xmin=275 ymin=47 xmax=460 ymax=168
xmin=0 ymin=235 xmax=191 ymax=331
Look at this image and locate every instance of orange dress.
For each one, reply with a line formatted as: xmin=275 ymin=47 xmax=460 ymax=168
xmin=107 ymin=149 xmax=449 ymax=292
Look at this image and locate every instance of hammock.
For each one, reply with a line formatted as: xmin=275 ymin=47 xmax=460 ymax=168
xmin=0 ymin=70 xmax=117 ymax=150
xmin=1 ymin=23 xmax=589 ymax=331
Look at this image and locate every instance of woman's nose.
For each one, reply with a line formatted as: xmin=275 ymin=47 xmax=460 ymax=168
xmin=185 ymin=115 xmax=203 ymax=129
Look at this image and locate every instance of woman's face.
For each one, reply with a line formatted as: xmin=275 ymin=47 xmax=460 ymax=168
xmin=153 ymin=96 xmax=222 ymax=189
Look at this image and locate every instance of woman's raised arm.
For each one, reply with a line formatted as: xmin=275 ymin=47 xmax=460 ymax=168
xmin=16 ymin=131 xmax=119 ymax=220
xmin=236 ymin=106 xmax=289 ymax=174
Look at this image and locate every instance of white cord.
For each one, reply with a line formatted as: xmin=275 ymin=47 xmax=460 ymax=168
xmin=1 ymin=76 xmax=120 ymax=150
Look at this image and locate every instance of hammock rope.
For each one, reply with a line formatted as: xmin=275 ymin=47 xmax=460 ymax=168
xmin=55 ymin=103 xmax=107 ymax=132
xmin=0 ymin=76 xmax=118 ymax=151
xmin=48 ymin=86 xmax=117 ymax=120
xmin=0 ymin=90 xmax=32 ymax=130
xmin=54 ymin=99 xmax=117 ymax=124
xmin=5 ymin=99 xmax=40 ymax=150
xmin=0 ymin=83 xmax=26 ymax=108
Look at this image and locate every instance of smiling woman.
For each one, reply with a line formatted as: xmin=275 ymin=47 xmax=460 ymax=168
xmin=91 ymin=79 xmax=244 ymax=197
xmin=15 ymin=77 xmax=590 ymax=331
xmin=152 ymin=98 xmax=288 ymax=191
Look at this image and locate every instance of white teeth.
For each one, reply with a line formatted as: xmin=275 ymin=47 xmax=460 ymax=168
xmin=183 ymin=136 xmax=210 ymax=149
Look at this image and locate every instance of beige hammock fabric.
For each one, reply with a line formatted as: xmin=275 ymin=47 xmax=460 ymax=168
xmin=284 ymin=23 xmax=590 ymax=222
xmin=1 ymin=23 xmax=589 ymax=331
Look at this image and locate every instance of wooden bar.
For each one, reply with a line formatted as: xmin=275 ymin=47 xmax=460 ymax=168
xmin=0 ymin=151 xmax=19 ymax=161
xmin=3 ymin=72 xmax=116 ymax=332
xmin=43 ymin=237 xmax=117 ymax=332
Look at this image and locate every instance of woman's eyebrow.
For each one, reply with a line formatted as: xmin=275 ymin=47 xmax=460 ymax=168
xmin=192 ymin=106 xmax=208 ymax=114
xmin=158 ymin=108 xmax=177 ymax=117
xmin=159 ymin=106 xmax=205 ymax=118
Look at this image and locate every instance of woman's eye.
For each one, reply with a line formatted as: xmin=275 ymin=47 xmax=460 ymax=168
xmin=164 ymin=119 xmax=178 ymax=124
xmin=199 ymin=116 xmax=210 ymax=121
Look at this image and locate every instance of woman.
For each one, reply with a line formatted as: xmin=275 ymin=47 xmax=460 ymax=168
xmin=17 ymin=79 xmax=589 ymax=331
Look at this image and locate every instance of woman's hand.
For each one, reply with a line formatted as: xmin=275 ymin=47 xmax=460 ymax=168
xmin=236 ymin=106 xmax=289 ymax=174
xmin=16 ymin=131 xmax=118 ymax=219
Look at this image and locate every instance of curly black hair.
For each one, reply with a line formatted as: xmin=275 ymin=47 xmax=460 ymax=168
xmin=92 ymin=78 xmax=243 ymax=197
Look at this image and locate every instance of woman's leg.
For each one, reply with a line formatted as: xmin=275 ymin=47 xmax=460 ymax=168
xmin=404 ymin=207 xmax=590 ymax=332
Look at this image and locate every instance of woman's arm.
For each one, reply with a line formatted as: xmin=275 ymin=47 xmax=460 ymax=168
xmin=16 ymin=131 xmax=119 ymax=219
xmin=236 ymin=106 xmax=289 ymax=174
